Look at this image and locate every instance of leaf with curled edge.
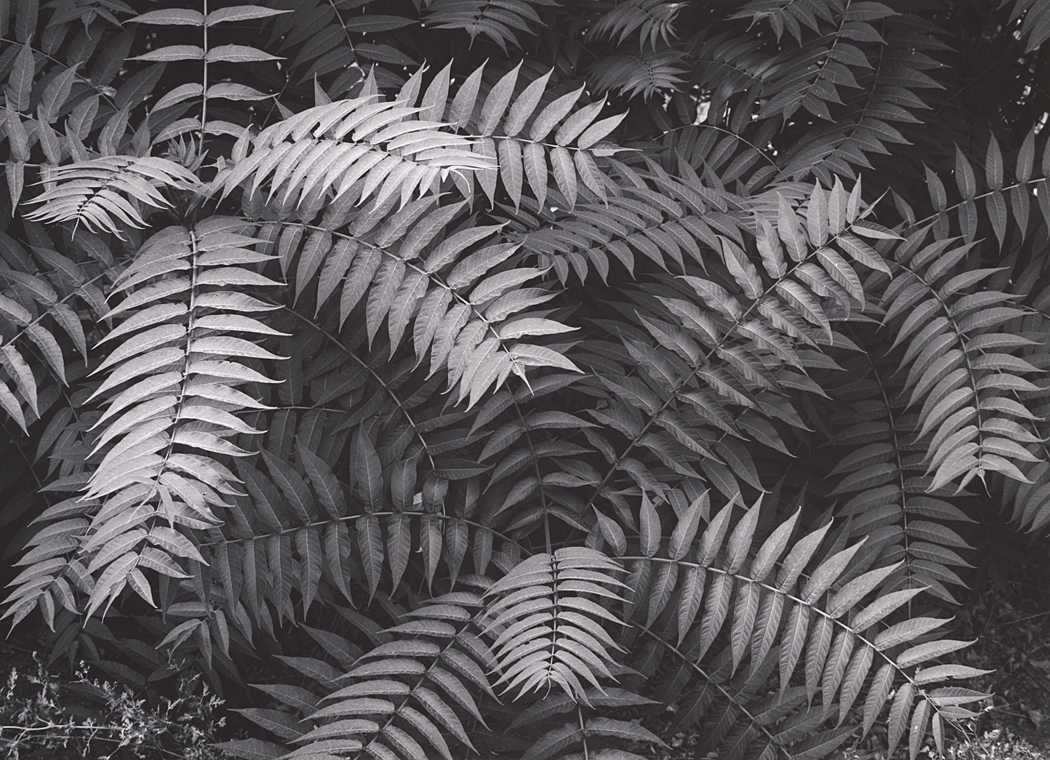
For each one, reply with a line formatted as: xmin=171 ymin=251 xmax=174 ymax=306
xmin=826 ymin=562 xmax=902 ymax=618
xmin=366 ymin=257 xmax=405 ymax=347
xmin=522 ymin=722 xmax=582 ymax=760
xmin=0 ymin=294 xmax=33 ymax=326
xmin=25 ymin=325 xmax=67 ymax=383
xmin=749 ymin=507 xmax=799 ymax=583
xmin=498 ymin=138 xmax=524 ymax=209
xmin=445 ymin=241 xmax=518 ymax=289
xmin=578 ymin=112 xmax=627 ymax=149
xmin=722 ymin=238 xmax=762 ymax=299
xmin=676 ymin=565 xmax=705 ymax=643
xmin=697 ymin=573 xmax=732 ymax=658
xmin=85 ymin=552 xmax=140 ymax=620
xmin=400 ymin=705 xmax=454 ymax=760
xmin=503 ymin=68 xmax=552 ymax=137
xmin=776 ymin=280 xmax=831 ymax=339
xmin=804 ymin=612 xmax=833 ymax=703
xmin=801 ymin=541 xmax=865 ymax=603
xmin=694 ymin=502 xmax=734 ymax=568
xmin=410 ymin=685 xmax=475 ymax=748
xmin=585 ymin=717 xmax=665 ymax=748
xmin=291 ymin=719 xmax=375 ymax=744
xmin=459 ymin=340 xmax=505 ymax=402
xmin=551 ymin=146 xmax=578 ymax=209
xmin=388 ymin=270 xmax=428 ymax=352
xmin=296 ymin=528 xmax=323 ymax=616
xmin=646 ymin=561 xmax=678 ymax=626
xmin=860 ymin=662 xmax=895 ymax=737
xmin=668 ymin=492 xmax=707 ymax=560
xmin=340 ymin=245 xmax=381 ymax=326
xmin=838 ymin=233 xmax=890 ymax=274
xmin=875 ymin=617 xmax=949 ymax=651
xmin=896 ymin=638 xmax=974 ymax=669
xmin=776 ymin=521 xmax=831 ymax=590
xmin=0 ymin=344 xmax=37 ymax=417
xmin=261 ymin=449 xmax=315 ymax=524
xmin=593 ymin=509 xmax=627 ymax=555
xmin=413 ymin=288 xmax=453 ymax=364
xmin=478 ymin=64 xmax=521 ymax=137
xmin=730 ymin=580 xmax=760 ymax=672
xmin=427 ymin=667 xmax=487 ymax=723
xmin=779 ymin=604 xmax=810 ymax=691
xmin=726 ymin=499 xmax=761 ymax=573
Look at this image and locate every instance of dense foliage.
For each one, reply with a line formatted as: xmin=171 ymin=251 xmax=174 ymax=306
xmin=2 ymin=0 xmax=1050 ymax=758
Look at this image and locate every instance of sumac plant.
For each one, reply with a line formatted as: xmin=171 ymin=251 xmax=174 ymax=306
xmin=1 ymin=0 xmax=1049 ymax=758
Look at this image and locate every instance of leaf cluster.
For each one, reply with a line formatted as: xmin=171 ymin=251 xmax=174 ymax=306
xmin=0 ymin=2 xmax=1048 ymax=760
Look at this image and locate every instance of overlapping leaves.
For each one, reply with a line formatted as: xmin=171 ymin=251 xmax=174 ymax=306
xmin=246 ymin=194 xmax=579 ymax=409
xmin=481 ymin=547 xmax=628 ymax=703
xmin=3 ymin=3 xmax=1049 ymax=760
xmin=826 ymin=347 xmax=974 ymax=604
xmin=593 ymin=494 xmax=987 ymax=760
xmin=397 ymin=61 xmax=627 ymax=210
xmin=222 ymin=95 xmax=489 ymax=215
xmin=26 ymin=157 xmax=201 ymax=236
xmin=3 ymin=218 xmax=282 ymax=628
xmin=424 ymin=0 xmax=557 ymax=51
xmin=220 ymin=594 xmax=496 ymax=760
xmin=0 ymin=241 xmax=106 ymax=433
xmin=883 ymin=228 xmax=1045 ymax=493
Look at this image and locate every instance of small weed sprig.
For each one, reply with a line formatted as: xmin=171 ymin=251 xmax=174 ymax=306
xmin=0 ymin=655 xmax=225 ymax=760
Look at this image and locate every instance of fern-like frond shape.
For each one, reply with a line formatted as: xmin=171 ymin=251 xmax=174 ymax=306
xmin=247 ymin=196 xmax=579 ymax=408
xmin=775 ymin=12 xmax=945 ymax=181
xmin=222 ymin=593 xmax=497 ymax=760
xmin=0 ymin=22 xmax=128 ymax=206
xmin=3 ymin=3 xmax=1047 ymax=759
xmin=914 ymin=134 xmax=1050 ymax=249
xmin=0 ymin=243 xmax=107 ymax=431
xmin=987 ymin=268 xmax=1050 ymax=531
xmin=424 ymin=0 xmax=556 ymax=50
xmin=589 ymin=49 xmax=687 ymax=100
xmin=660 ymin=124 xmax=780 ymax=193
xmin=481 ymin=546 xmax=627 ymax=702
xmin=589 ymin=0 xmax=683 ymax=50
xmin=557 ymin=178 xmax=891 ymax=514
xmin=883 ymin=228 xmax=1046 ymax=492
xmin=26 ymin=156 xmax=201 ymax=236
xmin=729 ymin=0 xmax=838 ymax=43
xmin=878 ymin=132 xmax=1050 ymax=528
xmin=399 ymin=61 xmax=626 ymax=211
xmin=223 ymin=95 xmax=490 ymax=218
xmin=196 ymin=363 xmax=522 ymax=639
xmin=516 ymin=178 xmax=728 ymax=284
xmin=3 ymin=218 xmax=282 ymax=627
xmin=206 ymin=450 xmax=350 ymax=633
xmin=600 ymin=494 xmax=987 ymax=760
xmin=508 ymin=687 xmax=661 ymax=760
xmin=827 ymin=345 xmax=974 ymax=604
xmin=265 ymin=0 xmax=416 ymax=97
xmin=751 ymin=2 xmax=898 ymax=124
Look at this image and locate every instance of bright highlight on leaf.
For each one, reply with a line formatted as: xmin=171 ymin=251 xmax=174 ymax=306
xmin=1 ymin=4 xmax=1047 ymax=760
